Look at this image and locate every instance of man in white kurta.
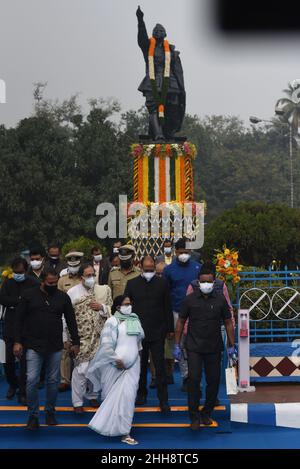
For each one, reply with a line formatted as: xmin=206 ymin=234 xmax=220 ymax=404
xmin=67 ymin=264 xmax=112 ymax=412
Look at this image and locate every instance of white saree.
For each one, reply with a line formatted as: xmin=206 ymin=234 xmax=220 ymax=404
xmin=86 ymin=316 xmax=144 ymax=437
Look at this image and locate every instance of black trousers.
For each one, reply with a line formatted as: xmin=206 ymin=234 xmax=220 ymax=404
xmin=138 ymin=338 xmax=168 ymax=405
xmin=3 ymin=338 xmax=26 ymax=395
xmin=187 ymin=350 xmax=221 ymax=422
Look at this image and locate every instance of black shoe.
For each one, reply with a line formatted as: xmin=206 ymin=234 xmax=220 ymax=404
xmin=149 ymin=379 xmax=157 ymax=389
xmin=190 ymin=419 xmax=200 ymax=430
xmin=6 ymin=386 xmax=17 ymax=400
xmin=181 ymin=377 xmax=188 ymax=393
xmin=167 ymin=375 xmax=174 ymax=385
xmin=214 ymin=398 xmax=220 ymax=407
xmin=17 ymin=393 xmax=27 ymax=406
xmin=26 ymin=415 xmax=40 ymax=431
xmin=160 ymin=403 xmax=171 ymax=414
xmin=45 ymin=411 xmax=58 ymax=426
xmin=200 ymin=411 xmax=213 ymax=426
xmin=135 ymin=394 xmax=147 ymax=406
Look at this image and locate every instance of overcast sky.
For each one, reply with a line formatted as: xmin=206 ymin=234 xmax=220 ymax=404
xmin=1 ymin=0 xmax=300 ymax=128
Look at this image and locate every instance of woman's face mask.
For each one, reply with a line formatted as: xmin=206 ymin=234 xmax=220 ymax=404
xmin=120 ymin=304 xmax=132 ymax=315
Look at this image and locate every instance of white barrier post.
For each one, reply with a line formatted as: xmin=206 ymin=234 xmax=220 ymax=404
xmin=238 ymin=309 xmax=255 ymax=392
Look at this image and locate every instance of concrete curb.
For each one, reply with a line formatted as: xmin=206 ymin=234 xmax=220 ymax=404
xmin=231 ymin=403 xmax=300 ymax=429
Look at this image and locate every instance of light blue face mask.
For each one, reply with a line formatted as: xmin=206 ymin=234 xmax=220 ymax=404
xmin=13 ymin=273 xmax=25 ymax=282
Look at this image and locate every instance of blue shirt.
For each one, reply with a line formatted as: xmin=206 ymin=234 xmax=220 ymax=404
xmin=163 ymin=258 xmax=202 ymax=312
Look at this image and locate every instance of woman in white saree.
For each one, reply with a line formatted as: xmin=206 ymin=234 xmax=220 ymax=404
xmin=86 ymin=295 xmax=144 ymax=445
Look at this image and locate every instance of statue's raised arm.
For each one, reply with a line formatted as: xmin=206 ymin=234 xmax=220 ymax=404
xmin=136 ymin=6 xmax=186 ymax=141
xmin=136 ymin=6 xmax=149 ymax=60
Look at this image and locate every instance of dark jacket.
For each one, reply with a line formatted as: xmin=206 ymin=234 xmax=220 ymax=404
xmin=0 ymin=277 xmax=39 ymax=339
xmin=27 ymin=267 xmax=44 ymax=284
xmin=44 ymin=257 xmax=67 ymax=275
xmin=14 ymin=286 xmax=80 ymax=354
xmin=124 ymin=275 xmax=174 ymax=341
xmin=180 ymin=290 xmax=231 ymax=354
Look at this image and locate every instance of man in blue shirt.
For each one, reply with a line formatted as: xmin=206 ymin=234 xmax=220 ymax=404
xmin=163 ymin=238 xmax=202 ymax=391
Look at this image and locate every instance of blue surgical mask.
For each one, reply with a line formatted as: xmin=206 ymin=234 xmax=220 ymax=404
xmin=13 ymin=273 xmax=25 ymax=283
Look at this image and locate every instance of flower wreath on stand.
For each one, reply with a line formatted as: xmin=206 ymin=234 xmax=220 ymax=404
xmin=214 ymin=246 xmax=243 ymax=301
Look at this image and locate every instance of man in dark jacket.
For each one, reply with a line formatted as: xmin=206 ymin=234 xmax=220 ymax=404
xmin=125 ymin=255 xmax=174 ymax=413
xmin=90 ymin=246 xmax=110 ymax=286
xmin=44 ymin=243 xmax=66 ymax=275
xmin=174 ymin=268 xmax=236 ymax=430
xmin=27 ymin=247 xmax=46 ymax=283
xmin=0 ymin=257 xmax=38 ymax=403
xmin=13 ymin=268 xmax=80 ymax=430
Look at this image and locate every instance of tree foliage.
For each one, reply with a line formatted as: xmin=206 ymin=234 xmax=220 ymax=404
xmin=1 ymin=86 xmax=300 ymax=265
xmin=203 ymin=201 xmax=300 ymax=268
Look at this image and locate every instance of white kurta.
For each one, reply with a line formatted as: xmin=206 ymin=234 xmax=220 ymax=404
xmin=88 ymin=317 xmax=143 ymax=437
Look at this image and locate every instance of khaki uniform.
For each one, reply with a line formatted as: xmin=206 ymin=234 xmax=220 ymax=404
xmin=58 ymin=274 xmax=81 ymax=386
xmin=58 ymin=274 xmax=81 ymax=294
xmin=108 ymin=266 xmax=140 ymax=300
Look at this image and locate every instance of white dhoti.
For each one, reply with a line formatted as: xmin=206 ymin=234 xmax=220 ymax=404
xmin=71 ymin=361 xmax=99 ymax=407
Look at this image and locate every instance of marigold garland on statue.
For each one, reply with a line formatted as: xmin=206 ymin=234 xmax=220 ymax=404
xmin=148 ymin=37 xmax=170 ymax=122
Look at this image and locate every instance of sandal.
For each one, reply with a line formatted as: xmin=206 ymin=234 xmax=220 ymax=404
xmin=121 ymin=435 xmax=138 ymax=445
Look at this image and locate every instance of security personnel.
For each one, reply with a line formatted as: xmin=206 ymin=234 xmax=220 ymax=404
xmin=174 ymin=267 xmax=236 ymax=430
xmin=58 ymin=251 xmax=84 ymax=291
xmin=57 ymin=251 xmax=83 ymax=392
xmin=108 ymin=245 xmax=140 ymax=300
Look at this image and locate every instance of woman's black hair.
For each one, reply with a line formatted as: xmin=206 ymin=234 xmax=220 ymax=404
xmin=112 ymin=294 xmax=130 ymax=315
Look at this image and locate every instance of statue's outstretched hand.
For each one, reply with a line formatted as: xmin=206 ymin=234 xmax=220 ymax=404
xmin=136 ymin=6 xmax=144 ymax=20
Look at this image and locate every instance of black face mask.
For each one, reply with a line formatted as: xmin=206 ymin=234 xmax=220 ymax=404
xmin=120 ymin=260 xmax=132 ymax=269
xmin=44 ymin=284 xmax=58 ymax=295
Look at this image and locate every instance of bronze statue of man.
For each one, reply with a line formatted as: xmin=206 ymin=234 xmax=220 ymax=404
xmin=136 ymin=6 xmax=186 ymax=141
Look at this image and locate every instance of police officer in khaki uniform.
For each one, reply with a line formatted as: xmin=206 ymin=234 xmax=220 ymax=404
xmin=108 ymin=245 xmax=140 ymax=300
xmin=57 ymin=251 xmax=84 ymax=392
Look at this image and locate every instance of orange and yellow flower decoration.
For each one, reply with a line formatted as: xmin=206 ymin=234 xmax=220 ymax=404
xmin=214 ymin=246 xmax=242 ymax=288
xmin=0 ymin=267 xmax=13 ymax=284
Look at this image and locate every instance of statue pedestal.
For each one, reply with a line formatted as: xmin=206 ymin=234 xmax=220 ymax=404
xmin=130 ymin=141 xmax=197 ymax=204
xmin=127 ymin=142 xmax=203 ymax=259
